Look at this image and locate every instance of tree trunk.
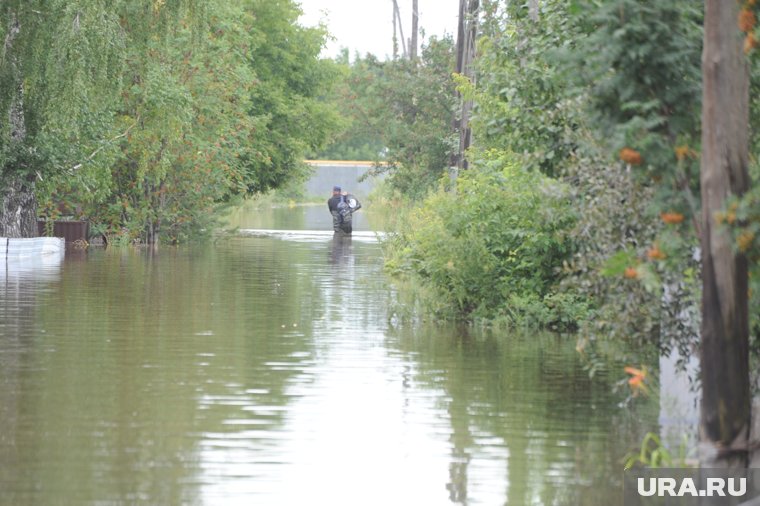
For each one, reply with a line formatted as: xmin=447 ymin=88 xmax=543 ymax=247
xmin=0 ymin=177 xmax=38 ymax=238
xmin=410 ymin=0 xmax=419 ymax=61
xmin=1 ymin=13 xmax=38 ymax=238
xmin=699 ymin=0 xmax=751 ymax=467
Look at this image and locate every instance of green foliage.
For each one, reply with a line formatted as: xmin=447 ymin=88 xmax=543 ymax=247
xmin=385 ymin=150 xmax=578 ymax=326
xmin=106 ymin=2 xmax=255 ymax=242
xmin=624 ymin=432 xmax=694 ymax=470
xmin=308 ymin=49 xmax=385 ymax=162
xmin=464 ymin=1 xmax=705 ymax=365
xmin=0 ymin=1 xmax=126 ymax=182
xmin=16 ymin=0 xmax=340 ymax=243
xmin=490 ymin=291 xmax=591 ymax=331
xmin=565 ymin=0 xmax=703 ymax=242
xmin=243 ymin=0 xmax=341 ymax=193
xmin=559 ymin=1 xmax=704 ymax=367
xmin=473 ymin=0 xmax=582 ymax=177
xmin=319 ymin=38 xmax=458 ymax=199
xmin=569 ymin=1 xmax=703 ymax=143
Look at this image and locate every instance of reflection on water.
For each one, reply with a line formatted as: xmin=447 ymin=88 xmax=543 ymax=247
xmin=329 ymin=234 xmax=352 ymax=266
xmin=0 ymin=206 xmax=657 ymax=505
xmin=0 ymin=250 xmax=65 ymax=501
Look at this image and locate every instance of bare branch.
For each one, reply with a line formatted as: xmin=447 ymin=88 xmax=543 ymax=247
xmin=68 ymin=118 xmax=139 ymax=173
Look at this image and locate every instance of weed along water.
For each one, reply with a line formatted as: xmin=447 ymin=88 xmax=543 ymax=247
xmin=0 ymin=205 xmax=657 ymax=505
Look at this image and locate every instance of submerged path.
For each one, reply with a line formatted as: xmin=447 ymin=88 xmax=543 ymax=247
xmin=0 ymin=205 xmax=656 ymax=505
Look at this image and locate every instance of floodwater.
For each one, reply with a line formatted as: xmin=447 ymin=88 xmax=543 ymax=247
xmin=0 ymin=204 xmax=657 ymax=505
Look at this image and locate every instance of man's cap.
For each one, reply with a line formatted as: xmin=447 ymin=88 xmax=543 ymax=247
xmin=333 ymin=185 xmax=341 ymax=192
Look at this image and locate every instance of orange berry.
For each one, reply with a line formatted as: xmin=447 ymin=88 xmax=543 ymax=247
xmin=624 ymin=267 xmax=638 ymax=279
xmin=646 ymin=246 xmax=666 ymax=261
xmin=739 ymin=8 xmax=756 ymax=32
xmin=745 ymin=33 xmax=759 ymax=54
xmin=619 ymin=147 xmax=643 ymax=165
xmin=660 ymin=212 xmax=685 ymax=225
xmin=624 ymin=366 xmax=649 ymax=396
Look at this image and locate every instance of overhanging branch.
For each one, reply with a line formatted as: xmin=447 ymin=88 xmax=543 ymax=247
xmin=67 ymin=117 xmax=139 ymax=174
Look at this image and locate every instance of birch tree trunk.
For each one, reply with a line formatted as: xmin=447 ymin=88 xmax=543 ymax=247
xmin=699 ymin=0 xmax=752 ymax=467
xmin=1 ymin=13 xmax=38 ymax=238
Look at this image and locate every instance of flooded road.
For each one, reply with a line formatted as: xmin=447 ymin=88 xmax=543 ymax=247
xmin=0 ymin=204 xmax=657 ymax=505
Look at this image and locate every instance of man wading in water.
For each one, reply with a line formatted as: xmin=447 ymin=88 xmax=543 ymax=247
xmin=327 ymin=185 xmax=361 ymax=235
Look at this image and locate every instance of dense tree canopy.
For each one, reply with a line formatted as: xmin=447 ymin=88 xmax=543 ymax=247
xmin=1 ymin=0 xmax=339 ymax=243
xmin=315 ymin=38 xmax=458 ymax=199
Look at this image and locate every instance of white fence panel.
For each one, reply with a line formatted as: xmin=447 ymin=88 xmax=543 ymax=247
xmin=0 ymin=237 xmax=66 ymax=261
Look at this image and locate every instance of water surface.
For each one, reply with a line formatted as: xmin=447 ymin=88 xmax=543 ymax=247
xmin=0 ymin=206 xmax=657 ymax=505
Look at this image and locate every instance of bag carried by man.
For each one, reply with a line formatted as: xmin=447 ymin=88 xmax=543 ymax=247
xmin=337 ymin=194 xmax=361 ymax=220
xmin=335 ymin=193 xmax=361 ymax=234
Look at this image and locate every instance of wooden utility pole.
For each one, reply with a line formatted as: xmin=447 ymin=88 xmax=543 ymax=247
xmin=699 ymin=0 xmax=752 ymax=467
xmin=455 ymin=0 xmax=466 ymax=77
xmin=528 ymin=0 xmax=539 ymax=22
xmin=453 ymin=0 xmax=478 ymax=171
xmin=393 ymin=1 xmax=398 ymax=58
xmin=392 ymin=0 xmax=407 ymax=58
xmin=410 ymin=0 xmax=419 ymax=60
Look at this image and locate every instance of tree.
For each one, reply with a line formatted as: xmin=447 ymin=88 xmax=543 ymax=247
xmin=0 ymin=12 xmax=36 ymax=237
xmin=104 ymin=0 xmax=338 ymax=243
xmin=0 ymin=1 xmax=207 ymax=239
xmin=699 ymin=0 xmax=752 ymax=467
xmin=96 ymin=1 xmax=256 ymax=244
xmin=0 ymin=2 xmax=125 ymax=237
xmin=7 ymin=1 xmax=338 ymax=244
xmin=242 ymin=0 xmax=340 ymax=194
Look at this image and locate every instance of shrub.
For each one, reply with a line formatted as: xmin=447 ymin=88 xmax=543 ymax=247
xmin=385 ymin=150 xmax=577 ymax=323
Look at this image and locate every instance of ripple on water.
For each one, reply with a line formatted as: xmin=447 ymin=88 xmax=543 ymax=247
xmin=0 ymin=228 xmax=656 ymax=506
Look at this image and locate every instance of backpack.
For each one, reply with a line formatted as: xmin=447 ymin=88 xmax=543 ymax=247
xmin=337 ymin=194 xmax=351 ymax=221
